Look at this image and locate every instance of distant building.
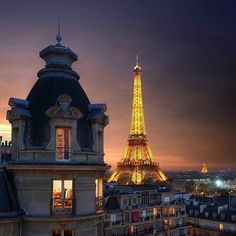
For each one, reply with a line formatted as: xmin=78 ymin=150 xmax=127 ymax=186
xmin=104 ymin=184 xmax=190 ymax=236
xmin=187 ymin=196 xmax=236 ymax=236
xmin=0 ymin=31 xmax=109 ymax=236
xmin=0 ymin=139 xmax=12 ymax=166
xmin=201 ymin=164 xmax=208 ymax=174
xmin=171 ymin=178 xmax=187 ymax=193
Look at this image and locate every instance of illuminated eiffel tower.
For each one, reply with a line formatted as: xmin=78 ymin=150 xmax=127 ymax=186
xmin=108 ymin=56 xmax=167 ymax=185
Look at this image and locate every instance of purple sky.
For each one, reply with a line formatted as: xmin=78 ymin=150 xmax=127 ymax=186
xmin=0 ymin=1 xmax=235 ymax=170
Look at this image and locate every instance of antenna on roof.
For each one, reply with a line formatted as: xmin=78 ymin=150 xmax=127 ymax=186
xmin=56 ymin=14 xmax=62 ymax=45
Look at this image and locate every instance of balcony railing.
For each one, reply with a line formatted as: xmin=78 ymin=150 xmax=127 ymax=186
xmin=52 ymin=198 xmax=73 ymax=215
xmin=56 ymin=147 xmax=72 ymax=161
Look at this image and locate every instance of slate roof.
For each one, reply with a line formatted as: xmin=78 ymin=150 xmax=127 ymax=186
xmin=187 ymin=204 xmax=236 ymax=223
xmin=104 ymin=196 xmax=121 ymax=213
xmin=23 ymin=42 xmax=93 ymax=149
xmin=0 ymin=168 xmax=21 ymax=218
xmin=26 ymin=76 xmax=93 ymax=149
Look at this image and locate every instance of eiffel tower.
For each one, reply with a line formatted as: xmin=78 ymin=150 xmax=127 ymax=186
xmin=108 ymin=56 xmax=167 ymax=185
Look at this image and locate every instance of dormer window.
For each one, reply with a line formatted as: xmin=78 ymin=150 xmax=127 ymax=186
xmin=56 ymin=127 xmax=71 ymax=160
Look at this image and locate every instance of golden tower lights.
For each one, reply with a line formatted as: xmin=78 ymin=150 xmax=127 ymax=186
xmin=108 ymin=56 xmax=167 ymax=184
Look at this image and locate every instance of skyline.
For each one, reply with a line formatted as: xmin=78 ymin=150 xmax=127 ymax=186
xmin=0 ymin=1 xmax=235 ymax=170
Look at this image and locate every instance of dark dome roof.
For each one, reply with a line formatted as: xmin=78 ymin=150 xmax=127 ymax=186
xmin=26 ymin=76 xmax=93 ymax=149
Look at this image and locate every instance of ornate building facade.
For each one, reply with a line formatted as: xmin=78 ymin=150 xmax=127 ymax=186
xmin=0 ymin=33 xmax=109 ymax=236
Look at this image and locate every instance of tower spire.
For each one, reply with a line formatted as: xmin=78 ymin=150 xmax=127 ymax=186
xmin=56 ymin=14 xmax=62 ymax=45
xmin=134 ymin=55 xmax=141 ymax=71
xmin=130 ymin=56 xmax=145 ymax=135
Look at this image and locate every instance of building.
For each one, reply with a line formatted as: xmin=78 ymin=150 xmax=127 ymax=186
xmin=108 ymin=57 xmax=166 ymax=185
xmin=0 ymin=31 xmax=109 ymax=236
xmin=104 ymin=184 xmax=190 ymax=236
xmin=0 ymin=138 xmax=12 ymax=165
xmin=187 ymin=196 xmax=236 ymax=236
xmin=201 ymin=164 xmax=208 ymax=174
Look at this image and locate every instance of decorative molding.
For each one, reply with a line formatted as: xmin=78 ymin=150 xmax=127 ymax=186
xmin=45 ymin=94 xmax=83 ymax=120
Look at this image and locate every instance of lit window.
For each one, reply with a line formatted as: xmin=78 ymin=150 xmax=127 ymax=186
xmin=129 ymin=226 xmax=137 ymax=234
xmin=95 ymin=179 xmax=99 ymax=198
xmin=95 ymin=179 xmax=103 ymax=210
xmin=219 ymin=223 xmax=224 ymax=231
xmin=56 ymin=127 xmax=71 ymax=160
xmin=53 ymin=180 xmax=73 ymax=214
xmin=169 ymin=206 xmax=175 ymax=215
xmin=153 ymin=207 xmax=158 ymax=216
xmin=164 ymin=219 xmax=168 ymax=229
xmin=53 ymin=229 xmax=72 ymax=236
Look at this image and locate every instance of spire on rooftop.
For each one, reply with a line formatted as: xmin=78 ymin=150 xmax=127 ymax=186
xmin=56 ymin=14 xmax=62 ymax=45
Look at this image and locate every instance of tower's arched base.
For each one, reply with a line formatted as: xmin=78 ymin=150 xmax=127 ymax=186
xmin=108 ymin=162 xmax=167 ymax=185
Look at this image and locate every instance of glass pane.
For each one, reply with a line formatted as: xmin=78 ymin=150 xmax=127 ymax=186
xmin=64 ymin=229 xmax=72 ymax=236
xmin=52 ymin=230 xmax=61 ymax=236
xmin=53 ymin=180 xmax=62 ymax=209
xmin=95 ymin=179 xmax=98 ymax=198
xmin=57 ymin=128 xmax=63 ymax=160
xmin=64 ymin=180 xmax=72 ymax=208
xmin=64 ymin=128 xmax=70 ymax=160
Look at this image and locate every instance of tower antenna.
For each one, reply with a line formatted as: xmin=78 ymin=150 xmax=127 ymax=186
xmin=56 ymin=14 xmax=62 ymax=44
xmin=136 ymin=55 xmax=139 ymax=66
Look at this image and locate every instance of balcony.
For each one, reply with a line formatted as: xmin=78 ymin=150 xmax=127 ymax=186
xmin=56 ymin=147 xmax=71 ymax=161
xmin=52 ymin=198 xmax=73 ymax=215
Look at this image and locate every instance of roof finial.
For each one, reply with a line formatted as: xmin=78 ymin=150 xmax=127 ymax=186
xmin=56 ymin=14 xmax=62 ymax=45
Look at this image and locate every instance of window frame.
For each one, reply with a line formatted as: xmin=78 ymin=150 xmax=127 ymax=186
xmin=52 ymin=229 xmax=74 ymax=236
xmin=52 ymin=179 xmax=73 ymax=215
xmin=56 ymin=127 xmax=72 ymax=161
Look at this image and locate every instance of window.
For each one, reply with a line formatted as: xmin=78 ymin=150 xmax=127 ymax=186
xmin=52 ymin=229 xmax=72 ymax=236
xmin=53 ymin=180 xmax=73 ymax=214
xmin=95 ymin=179 xmax=103 ymax=210
xmin=169 ymin=206 xmax=175 ymax=216
xmin=219 ymin=223 xmax=224 ymax=231
xmin=142 ymin=209 xmax=147 ymax=219
xmin=95 ymin=179 xmax=103 ymax=198
xmin=141 ymin=196 xmax=149 ymax=205
xmin=153 ymin=208 xmax=158 ymax=217
xmin=111 ymin=214 xmax=116 ymax=223
xmin=56 ymin=127 xmax=71 ymax=160
xmin=163 ymin=196 xmax=170 ymax=204
xmin=129 ymin=226 xmax=137 ymax=234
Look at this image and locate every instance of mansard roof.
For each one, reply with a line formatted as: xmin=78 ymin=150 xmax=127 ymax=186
xmin=21 ymin=41 xmax=94 ymax=149
xmin=104 ymin=196 xmax=121 ymax=213
xmin=26 ymin=76 xmax=93 ymax=148
xmin=0 ymin=168 xmax=21 ymax=218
